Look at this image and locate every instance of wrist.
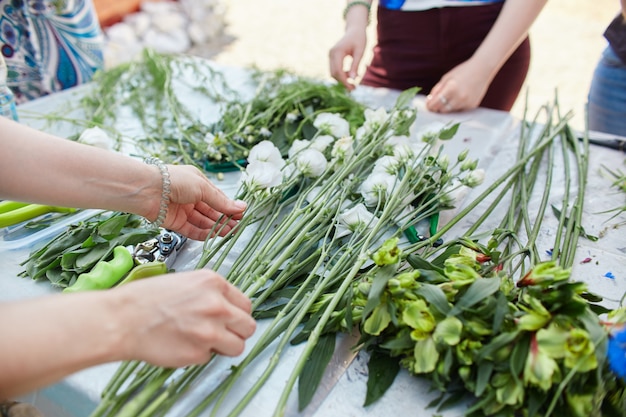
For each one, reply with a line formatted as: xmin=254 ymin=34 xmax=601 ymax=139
xmin=344 ymin=1 xmax=371 ymax=27
xmin=143 ymin=157 xmax=171 ymax=229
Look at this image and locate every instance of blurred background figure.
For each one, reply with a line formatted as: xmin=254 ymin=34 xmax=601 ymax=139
xmin=0 ymin=0 xmax=104 ymax=102
xmin=587 ymin=0 xmax=626 ymax=136
xmin=330 ymin=0 xmax=547 ymax=114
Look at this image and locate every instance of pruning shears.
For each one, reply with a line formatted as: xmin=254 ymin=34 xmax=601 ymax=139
xmin=63 ymin=229 xmax=187 ymax=293
xmin=0 ymin=200 xmax=77 ymax=228
xmin=404 ymin=213 xmax=443 ymax=247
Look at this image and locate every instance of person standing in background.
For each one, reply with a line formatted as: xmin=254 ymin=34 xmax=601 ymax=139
xmin=329 ymin=0 xmax=547 ymax=114
xmin=587 ymin=0 xmax=626 ymax=137
xmin=0 ymin=0 xmax=104 ymax=102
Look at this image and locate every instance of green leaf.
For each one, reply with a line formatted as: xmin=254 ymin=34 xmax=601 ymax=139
xmin=510 ymin=332 xmax=530 ymax=377
xmin=407 ymin=254 xmax=445 ymax=275
xmin=364 ymin=303 xmax=392 ymax=336
xmin=551 ymin=205 xmax=598 ymax=241
xmin=438 ymin=123 xmax=460 ymax=140
xmin=298 ymin=334 xmax=336 ymax=411
xmin=475 ymin=361 xmax=493 ymax=397
xmin=97 ymin=213 xmax=131 ymax=239
xmin=362 ymin=264 xmax=397 ymax=320
xmin=394 ymin=87 xmax=420 ymax=109
xmin=449 ymin=277 xmax=501 ymax=316
xmin=416 ymin=283 xmax=451 ymax=315
xmin=364 ymin=351 xmax=400 ymax=406
xmin=477 ymin=331 xmax=519 ymax=361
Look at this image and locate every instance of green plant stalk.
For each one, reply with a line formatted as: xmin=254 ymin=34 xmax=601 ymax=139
xmin=404 ymin=115 xmax=569 ymax=256
xmin=115 ymin=369 xmax=175 ymax=417
xmin=183 ymin=297 xmax=312 ymax=417
xmin=221 ymin=246 xmax=359 ymax=417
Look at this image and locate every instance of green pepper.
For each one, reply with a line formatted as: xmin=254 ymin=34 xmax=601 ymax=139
xmin=63 ymin=246 xmax=134 ymax=293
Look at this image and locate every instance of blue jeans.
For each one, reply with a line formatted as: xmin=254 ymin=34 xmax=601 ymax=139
xmin=588 ymin=46 xmax=626 ymax=136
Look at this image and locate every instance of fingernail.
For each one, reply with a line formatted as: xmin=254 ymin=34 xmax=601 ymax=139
xmin=234 ymin=200 xmax=247 ymax=210
xmin=426 ymin=95 xmax=433 ymax=101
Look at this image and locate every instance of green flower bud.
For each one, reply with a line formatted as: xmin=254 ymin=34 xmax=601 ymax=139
xmin=566 ymin=394 xmax=594 ymax=417
xmin=457 ymin=148 xmax=469 ymax=162
xmin=357 ymin=280 xmax=371 ymax=295
xmin=461 ymin=158 xmax=478 ymax=171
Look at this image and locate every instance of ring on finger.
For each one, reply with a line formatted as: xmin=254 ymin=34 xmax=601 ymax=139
xmin=439 ymin=95 xmax=448 ymax=105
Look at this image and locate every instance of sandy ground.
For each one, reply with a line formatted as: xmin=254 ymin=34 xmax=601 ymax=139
xmin=190 ymin=0 xmax=619 ymax=132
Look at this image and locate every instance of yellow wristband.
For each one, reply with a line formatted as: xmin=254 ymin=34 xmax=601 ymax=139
xmin=343 ymin=1 xmax=371 ymax=21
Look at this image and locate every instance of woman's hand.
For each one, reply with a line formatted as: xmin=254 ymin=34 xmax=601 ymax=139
xmin=113 ymin=270 xmax=256 ymax=367
xmin=329 ymin=27 xmax=368 ymax=91
xmin=149 ymin=165 xmax=247 ymax=241
xmin=426 ymin=58 xmax=492 ymax=114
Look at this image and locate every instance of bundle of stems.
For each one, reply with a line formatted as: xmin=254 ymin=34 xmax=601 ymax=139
xmin=91 ymin=94 xmax=591 ymax=417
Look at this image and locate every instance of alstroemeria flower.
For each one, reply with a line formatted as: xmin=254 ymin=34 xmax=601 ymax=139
xmin=313 ymin=112 xmax=350 ymax=138
xmin=372 ymin=237 xmax=401 ymax=266
xmin=517 ymin=261 xmax=571 ymax=287
xmin=331 ymin=136 xmax=355 ymax=162
xmin=241 ymin=160 xmax=283 ymax=190
xmin=311 ymin=134 xmax=335 ymax=153
xmin=248 ymin=140 xmax=285 ymax=168
xmin=524 ymin=333 xmax=561 ymax=391
xmin=335 ymin=203 xmax=378 ymax=238
xmin=359 ymin=172 xmax=398 ymax=206
xmin=78 ymin=126 xmax=113 ymax=150
xmin=295 ymin=148 xmax=327 ymax=178
xmin=288 ymin=139 xmax=310 ymax=159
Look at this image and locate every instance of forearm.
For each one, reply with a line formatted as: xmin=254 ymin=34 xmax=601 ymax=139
xmin=470 ymin=0 xmax=547 ymax=78
xmin=0 ymin=118 xmax=161 ymax=221
xmin=0 ymin=292 xmax=125 ymax=398
xmin=344 ymin=0 xmax=372 ymax=31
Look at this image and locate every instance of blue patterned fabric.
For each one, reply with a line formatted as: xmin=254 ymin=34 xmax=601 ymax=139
xmin=0 ymin=0 xmax=103 ymax=102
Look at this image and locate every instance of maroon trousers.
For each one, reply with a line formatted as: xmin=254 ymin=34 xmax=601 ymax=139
xmin=361 ymin=3 xmax=531 ymax=111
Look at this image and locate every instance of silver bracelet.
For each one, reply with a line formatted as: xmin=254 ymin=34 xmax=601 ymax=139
xmin=143 ymin=157 xmax=171 ymax=229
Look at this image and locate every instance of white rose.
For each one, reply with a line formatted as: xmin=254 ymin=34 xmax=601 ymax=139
xmin=295 ymin=148 xmax=328 ymax=178
xmin=241 ymin=160 xmax=283 ymax=190
xmin=288 ymin=139 xmax=310 ymax=159
xmin=335 ymin=203 xmax=378 ymax=238
xmin=359 ymin=172 xmax=398 ymax=206
xmin=248 ymin=140 xmax=285 ymax=169
xmin=311 ymin=134 xmax=335 ymax=153
xmin=313 ymin=112 xmax=350 ymax=138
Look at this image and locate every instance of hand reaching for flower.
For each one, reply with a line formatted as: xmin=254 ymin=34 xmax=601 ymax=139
xmin=149 ymin=164 xmax=247 ymax=241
